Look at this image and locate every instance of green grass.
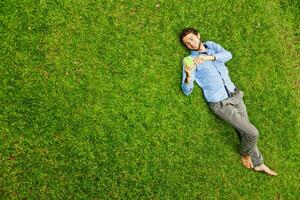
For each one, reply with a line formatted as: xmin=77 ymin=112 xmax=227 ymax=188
xmin=1 ymin=0 xmax=299 ymax=199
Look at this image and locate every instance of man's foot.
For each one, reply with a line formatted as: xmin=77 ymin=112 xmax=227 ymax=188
xmin=241 ymin=155 xmax=253 ymax=169
xmin=254 ymin=164 xmax=277 ymax=176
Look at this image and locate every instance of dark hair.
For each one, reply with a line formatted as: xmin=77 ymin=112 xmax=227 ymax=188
xmin=179 ymin=28 xmax=199 ymax=46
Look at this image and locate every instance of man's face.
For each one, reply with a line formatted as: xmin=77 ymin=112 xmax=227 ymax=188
xmin=182 ymin=33 xmax=201 ymax=50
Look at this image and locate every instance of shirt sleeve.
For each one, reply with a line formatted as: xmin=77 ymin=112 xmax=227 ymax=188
xmin=209 ymin=41 xmax=232 ymax=63
xmin=181 ymin=63 xmax=195 ymax=96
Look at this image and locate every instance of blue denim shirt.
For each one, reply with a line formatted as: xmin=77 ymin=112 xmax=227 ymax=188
xmin=181 ymin=41 xmax=236 ymax=103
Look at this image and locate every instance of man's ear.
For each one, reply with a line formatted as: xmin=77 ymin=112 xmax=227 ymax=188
xmin=197 ymin=33 xmax=201 ymax=39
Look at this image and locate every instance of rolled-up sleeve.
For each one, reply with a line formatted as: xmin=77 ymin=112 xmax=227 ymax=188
xmin=209 ymin=41 xmax=232 ymax=63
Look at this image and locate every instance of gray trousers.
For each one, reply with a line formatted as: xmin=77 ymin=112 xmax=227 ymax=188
xmin=209 ymin=90 xmax=263 ymax=167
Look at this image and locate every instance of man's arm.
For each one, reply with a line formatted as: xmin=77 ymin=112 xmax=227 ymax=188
xmin=181 ymin=64 xmax=195 ymax=96
xmin=208 ymin=41 xmax=232 ymax=62
xmin=195 ymin=55 xmax=216 ymax=62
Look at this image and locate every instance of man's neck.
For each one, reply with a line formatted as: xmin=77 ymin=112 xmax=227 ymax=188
xmin=197 ymin=42 xmax=206 ymax=52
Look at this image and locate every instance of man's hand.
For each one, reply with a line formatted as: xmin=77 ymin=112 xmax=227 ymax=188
xmin=193 ymin=56 xmax=205 ymax=65
xmin=198 ymin=55 xmax=216 ymax=62
xmin=184 ymin=64 xmax=195 ymax=84
xmin=184 ymin=55 xmax=215 ymax=84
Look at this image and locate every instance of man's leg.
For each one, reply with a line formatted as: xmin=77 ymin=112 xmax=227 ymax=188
xmin=210 ymin=99 xmax=263 ymax=166
xmin=234 ymin=93 xmax=263 ymax=167
xmin=209 ymin=92 xmax=277 ymax=175
xmin=235 ymin=94 xmax=277 ymax=175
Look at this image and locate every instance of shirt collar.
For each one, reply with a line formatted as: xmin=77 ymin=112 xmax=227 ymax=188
xmin=190 ymin=43 xmax=208 ymax=56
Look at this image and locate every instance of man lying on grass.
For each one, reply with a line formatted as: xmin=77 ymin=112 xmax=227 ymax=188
xmin=180 ymin=28 xmax=277 ymax=176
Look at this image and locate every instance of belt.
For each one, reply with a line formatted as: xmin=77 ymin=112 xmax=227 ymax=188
xmin=208 ymin=88 xmax=239 ymax=107
xmin=228 ymin=87 xmax=239 ymax=98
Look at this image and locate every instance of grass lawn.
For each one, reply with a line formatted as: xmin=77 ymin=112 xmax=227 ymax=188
xmin=1 ymin=0 xmax=299 ymax=199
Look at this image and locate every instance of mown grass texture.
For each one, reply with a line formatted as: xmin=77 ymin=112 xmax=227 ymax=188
xmin=0 ymin=0 xmax=299 ymax=199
